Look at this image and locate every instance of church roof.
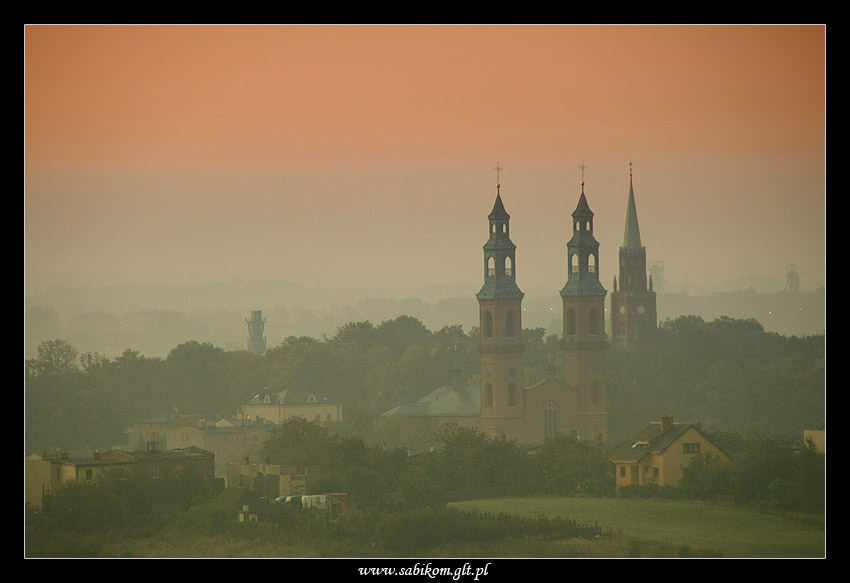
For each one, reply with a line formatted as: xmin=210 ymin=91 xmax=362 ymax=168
xmin=380 ymin=384 xmax=480 ymax=418
xmin=488 ymin=193 xmax=510 ymax=220
xmin=622 ymin=174 xmax=643 ymax=251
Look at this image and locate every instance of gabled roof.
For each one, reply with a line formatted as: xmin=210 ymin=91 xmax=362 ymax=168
xmin=610 ymin=420 xmax=694 ymax=463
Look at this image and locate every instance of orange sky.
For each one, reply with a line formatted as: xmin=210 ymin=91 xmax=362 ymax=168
xmin=25 ymin=25 xmax=825 ymax=299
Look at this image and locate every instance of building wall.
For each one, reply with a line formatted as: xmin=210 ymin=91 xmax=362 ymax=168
xmin=240 ymin=403 xmax=342 ymax=425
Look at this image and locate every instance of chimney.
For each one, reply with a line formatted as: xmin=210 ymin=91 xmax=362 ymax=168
xmin=661 ymin=416 xmax=673 ymax=432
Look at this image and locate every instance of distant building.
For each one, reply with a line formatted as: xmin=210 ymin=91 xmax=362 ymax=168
xmin=167 ymin=417 xmax=275 ymax=478
xmin=609 ymin=416 xmax=729 ymax=491
xmin=126 ymin=414 xmax=203 ymax=451
xmin=804 ymin=427 xmax=825 ymax=454
xmin=246 ymin=310 xmax=267 ymax=355
xmin=225 ymin=460 xmax=321 ymax=499
xmin=240 ymin=388 xmax=343 ymax=426
xmin=610 ymin=165 xmax=658 ymax=348
xmin=25 ymin=445 xmax=215 ymax=509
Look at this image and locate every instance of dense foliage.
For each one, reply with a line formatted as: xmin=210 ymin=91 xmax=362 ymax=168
xmin=25 ymin=314 xmax=823 ymax=454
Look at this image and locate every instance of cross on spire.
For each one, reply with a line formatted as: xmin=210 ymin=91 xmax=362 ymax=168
xmin=495 ymin=162 xmax=502 ymax=193
xmin=579 ymin=161 xmax=587 ymax=187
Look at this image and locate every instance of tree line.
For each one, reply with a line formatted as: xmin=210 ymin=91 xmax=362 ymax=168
xmin=25 ymin=314 xmax=823 ymax=454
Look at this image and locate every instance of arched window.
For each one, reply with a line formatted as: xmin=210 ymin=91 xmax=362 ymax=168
xmin=488 ymin=256 xmax=495 ymax=277
xmin=506 ymin=310 xmax=514 ymax=338
xmin=505 ymin=256 xmax=512 ymax=276
xmin=571 ymin=253 xmax=579 ymax=274
xmin=591 ymin=380 xmax=600 ymax=404
xmin=484 ymin=311 xmax=493 ymax=338
xmin=544 ymin=402 xmax=557 ymax=438
xmin=589 ymin=308 xmax=600 ymax=334
xmin=508 ymin=382 xmax=517 ymax=407
xmin=566 ymin=308 xmax=577 ymax=335
xmin=484 ymin=383 xmax=493 ymax=408
xmin=588 ymin=253 xmax=596 ymax=273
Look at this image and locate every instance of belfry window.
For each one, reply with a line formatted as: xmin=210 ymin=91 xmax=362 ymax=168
xmin=505 ymin=256 xmax=512 ymax=276
xmin=488 ymin=256 xmax=495 ymax=277
xmin=588 ymin=253 xmax=596 ymax=273
xmin=571 ymin=254 xmax=579 ymax=274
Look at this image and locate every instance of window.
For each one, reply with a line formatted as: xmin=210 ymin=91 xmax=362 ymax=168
xmin=484 ymin=383 xmax=493 ymax=408
xmin=571 ymin=253 xmax=579 ymax=273
xmin=619 ymin=466 xmax=626 ymax=478
xmin=591 ymin=380 xmax=600 ymax=404
xmin=85 ymin=469 xmax=93 ymax=480
xmin=544 ymin=402 xmax=557 ymax=438
xmin=652 ymin=467 xmax=659 ymax=478
xmin=566 ymin=309 xmax=576 ymax=335
xmin=505 ymin=256 xmax=512 ymax=276
xmin=508 ymin=383 xmax=517 ymax=407
xmin=588 ymin=253 xmax=596 ymax=273
xmin=488 ymin=256 xmax=495 ymax=276
xmin=506 ymin=310 xmax=514 ymax=338
xmin=484 ymin=311 xmax=493 ymax=338
xmin=683 ymin=443 xmax=701 ymax=454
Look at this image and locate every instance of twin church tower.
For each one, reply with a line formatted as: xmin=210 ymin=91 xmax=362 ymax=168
xmin=476 ymin=164 xmax=656 ymax=444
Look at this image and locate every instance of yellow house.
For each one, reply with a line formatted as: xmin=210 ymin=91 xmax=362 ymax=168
xmin=610 ymin=416 xmax=729 ymax=492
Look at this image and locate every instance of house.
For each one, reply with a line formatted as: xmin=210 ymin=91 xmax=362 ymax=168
xmin=610 ymin=416 xmax=729 ymax=492
xmin=225 ymin=459 xmax=321 ymax=499
xmin=126 ymin=414 xmax=203 ymax=451
xmin=166 ymin=417 xmax=274 ymax=478
xmin=25 ymin=445 xmax=215 ymax=509
xmin=239 ymin=388 xmax=342 ymax=426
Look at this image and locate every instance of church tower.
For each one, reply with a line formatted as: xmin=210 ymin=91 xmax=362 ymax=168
xmin=476 ymin=165 xmax=525 ymax=437
xmin=610 ymin=164 xmax=657 ymax=348
xmin=560 ymin=167 xmax=608 ymax=442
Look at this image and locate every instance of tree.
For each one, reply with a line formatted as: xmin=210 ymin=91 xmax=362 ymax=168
xmin=26 ymin=339 xmax=79 ymax=377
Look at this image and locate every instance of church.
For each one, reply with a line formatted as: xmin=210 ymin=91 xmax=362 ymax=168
xmin=381 ymin=165 xmax=656 ymax=445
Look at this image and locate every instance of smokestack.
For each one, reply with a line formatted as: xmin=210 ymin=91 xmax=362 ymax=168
xmin=661 ymin=416 xmax=673 ymax=432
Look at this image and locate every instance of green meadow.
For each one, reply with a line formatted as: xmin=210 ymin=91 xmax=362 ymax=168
xmin=451 ymin=496 xmax=825 ymax=558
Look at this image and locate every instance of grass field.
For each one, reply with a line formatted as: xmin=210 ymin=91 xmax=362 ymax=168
xmin=451 ymin=497 xmax=825 ymax=558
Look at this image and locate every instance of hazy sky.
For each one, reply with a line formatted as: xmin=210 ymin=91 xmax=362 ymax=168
xmin=25 ymin=25 xmax=825 ymax=299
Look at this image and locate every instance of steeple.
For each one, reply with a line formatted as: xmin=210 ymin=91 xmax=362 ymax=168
xmin=477 ymin=164 xmax=523 ymax=301
xmin=610 ymin=162 xmax=657 ymax=348
xmin=623 ymin=163 xmax=643 ymax=251
xmin=561 ymin=169 xmax=606 ymax=298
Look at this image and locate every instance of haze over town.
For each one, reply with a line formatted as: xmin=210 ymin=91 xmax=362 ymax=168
xmin=25 ymin=25 xmax=825 ymax=311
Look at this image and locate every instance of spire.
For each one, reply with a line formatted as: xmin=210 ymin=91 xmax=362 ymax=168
xmin=490 ymin=162 xmax=510 ymax=220
xmin=623 ymin=162 xmax=643 ymax=251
